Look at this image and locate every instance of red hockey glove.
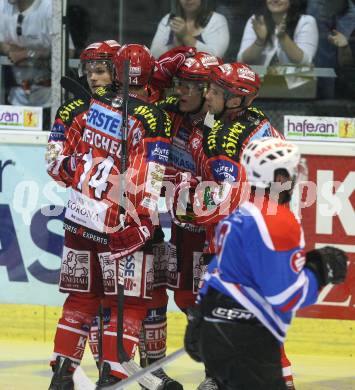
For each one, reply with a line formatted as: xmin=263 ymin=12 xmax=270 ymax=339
xmin=109 ymin=220 xmax=154 ymax=260
xmin=152 ymin=46 xmax=196 ymax=89
xmin=62 ymin=154 xmax=81 ymax=177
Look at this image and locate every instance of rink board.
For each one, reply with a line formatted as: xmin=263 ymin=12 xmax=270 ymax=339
xmin=0 ymin=303 xmax=353 ymax=356
xmin=0 ymin=304 xmax=354 ymax=390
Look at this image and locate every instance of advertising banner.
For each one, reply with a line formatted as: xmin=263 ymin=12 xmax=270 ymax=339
xmin=0 ymin=105 xmax=43 ymax=131
xmin=0 ymin=143 xmax=67 ymax=306
xmin=284 ymin=115 xmax=355 ymax=142
xmin=296 ymin=154 xmax=355 ymax=320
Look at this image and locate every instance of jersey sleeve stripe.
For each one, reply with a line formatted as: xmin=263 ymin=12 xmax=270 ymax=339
xmin=279 ymin=291 xmax=303 ymax=313
xmin=266 ymin=271 xmax=307 ymax=305
xmin=241 ymin=202 xmax=275 ymax=250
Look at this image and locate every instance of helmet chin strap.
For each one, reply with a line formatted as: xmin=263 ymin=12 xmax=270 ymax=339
xmin=216 ymin=93 xmax=248 ymax=119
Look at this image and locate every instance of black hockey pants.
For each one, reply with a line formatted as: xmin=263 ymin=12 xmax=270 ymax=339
xmin=199 ymin=289 xmax=287 ymax=390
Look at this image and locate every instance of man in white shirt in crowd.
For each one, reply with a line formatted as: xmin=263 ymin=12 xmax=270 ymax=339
xmin=0 ymin=0 xmax=73 ymax=110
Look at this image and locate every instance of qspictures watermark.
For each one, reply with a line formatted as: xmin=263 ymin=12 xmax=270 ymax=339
xmin=8 ymin=170 xmax=355 ymax=236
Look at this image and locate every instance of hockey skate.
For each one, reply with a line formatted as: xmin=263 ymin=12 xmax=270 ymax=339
xmin=95 ymin=362 xmax=121 ymax=388
xmin=48 ymin=356 xmax=75 ymax=390
xmin=141 ymin=368 xmax=183 ymax=390
xmin=196 ymin=376 xmax=219 ymax=390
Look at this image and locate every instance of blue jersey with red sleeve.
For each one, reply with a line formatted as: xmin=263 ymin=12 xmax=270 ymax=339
xmin=199 ymin=198 xmax=319 ymax=343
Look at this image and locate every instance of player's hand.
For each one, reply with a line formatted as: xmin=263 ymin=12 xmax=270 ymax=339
xmin=109 ymin=221 xmax=154 ymax=260
xmin=184 ymin=306 xmax=203 ymax=362
xmin=306 ymin=246 xmax=348 ymax=288
xmin=62 ymin=154 xmax=81 ymax=176
xmin=152 ymin=46 xmax=196 ymax=89
xmin=45 ymin=142 xmax=64 ymax=167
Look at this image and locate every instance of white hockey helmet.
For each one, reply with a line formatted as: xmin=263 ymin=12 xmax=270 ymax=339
xmin=241 ymin=137 xmax=300 ymax=188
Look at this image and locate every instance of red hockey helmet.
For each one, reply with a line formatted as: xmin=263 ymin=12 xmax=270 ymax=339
xmin=176 ymin=52 xmax=223 ymax=82
xmin=79 ymin=40 xmax=121 ymax=77
xmin=114 ymin=44 xmax=155 ymax=86
xmin=209 ymin=62 xmax=261 ymax=97
xmin=80 ymin=40 xmax=121 ymax=61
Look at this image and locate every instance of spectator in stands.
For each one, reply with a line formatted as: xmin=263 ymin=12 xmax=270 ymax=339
xmin=150 ymin=0 xmax=230 ymax=58
xmin=237 ymin=0 xmax=318 ymax=66
xmin=329 ymin=27 xmax=355 ymax=98
xmin=307 ymin=0 xmax=355 ymax=98
xmin=0 ymin=0 xmax=74 ymax=111
xmin=216 ymin=0 xmax=258 ymax=62
xmin=328 ymin=29 xmax=354 ymax=66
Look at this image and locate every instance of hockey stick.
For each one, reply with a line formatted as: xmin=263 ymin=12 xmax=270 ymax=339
xmin=73 ymin=348 xmax=186 ymax=390
xmin=97 ymin=303 xmax=104 ymax=381
xmin=73 ymin=366 xmax=96 ymax=390
xmin=108 ymin=348 xmax=186 ymax=390
xmin=116 ymin=60 xmax=163 ymax=390
xmin=139 ymin=325 xmax=149 ymax=368
xmin=60 ymin=75 xmax=92 ymax=101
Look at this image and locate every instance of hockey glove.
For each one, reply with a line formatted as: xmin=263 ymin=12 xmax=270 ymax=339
xmin=109 ymin=220 xmax=154 ymax=260
xmin=170 ymin=173 xmax=200 ymax=226
xmin=152 ymin=46 xmax=196 ymax=89
xmin=305 ymin=246 xmax=348 ymax=288
xmin=184 ymin=305 xmax=203 ymax=363
xmin=62 ymin=154 xmax=81 ymax=177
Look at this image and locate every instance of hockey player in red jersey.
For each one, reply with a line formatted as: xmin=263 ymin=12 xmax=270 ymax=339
xmin=47 ymin=44 xmax=171 ymax=389
xmin=150 ymin=51 xmax=223 ymax=390
xmin=46 ymin=40 xmax=120 ymax=187
xmin=185 ymin=62 xmax=282 ymax=255
xmin=159 ymin=51 xmax=223 ymax=308
xmin=175 ymin=62 xmax=295 ymax=389
xmin=46 ymin=40 xmax=120 ymax=381
xmin=185 ymin=137 xmax=348 ymax=390
xmin=137 ymin=51 xmax=223 ymax=390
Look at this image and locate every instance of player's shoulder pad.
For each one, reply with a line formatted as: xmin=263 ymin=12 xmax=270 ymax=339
xmin=93 ymin=86 xmax=117 ymax=105
xmin=246 ymin=106 xmax=269 ymax=124
xmin=155 ymin=95 xmax=180 ymax=113
xmin=56 ymin=97 xmax=89 ymax=125
xmin=240 ymin=202 xmax=302 ymax=252
xmin=131 ymin=99 xmax=172 ymax=138
xmin=203 ymin=118 xmax=243 ymax=161
xmin=263 ymin=206 xmax=302 ymax=251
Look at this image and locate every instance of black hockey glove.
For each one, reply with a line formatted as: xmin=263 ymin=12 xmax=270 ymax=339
xmin=305 ymin=246 xmax=348 ymax=288
xmin=184 ymin=305 xmax=203 ymax=363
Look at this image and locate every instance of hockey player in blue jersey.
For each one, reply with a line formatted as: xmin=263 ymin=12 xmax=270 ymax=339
xmin=184 ymin=137 xmax=348 ymax=390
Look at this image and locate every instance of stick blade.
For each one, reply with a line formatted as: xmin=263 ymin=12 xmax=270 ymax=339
xmin=122 ymin=360 xmax=163 ymax=389
xmin=73 ymin=366 xmax=96 ymax=390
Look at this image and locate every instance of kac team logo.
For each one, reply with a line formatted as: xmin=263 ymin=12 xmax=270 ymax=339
xmin=290 ymin=250 xmax=306 ymax=274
